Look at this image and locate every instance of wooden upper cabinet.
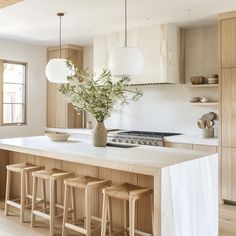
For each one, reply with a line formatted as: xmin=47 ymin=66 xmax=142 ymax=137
xmin=221 ymin=18 xmax=236 ymax=68
xmin=47 ymin=45 xmax=84 ymax=128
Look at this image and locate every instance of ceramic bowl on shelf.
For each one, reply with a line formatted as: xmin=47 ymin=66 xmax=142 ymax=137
xmin=189 ymin=97 xmax=200 ymax=103
xmin=191 ymin=76 xmax=205 ymax=84
xmin=207 ymin=77 xmax=218 ymax=84
xmin=45 ymin=131 xmax=71 ymax=141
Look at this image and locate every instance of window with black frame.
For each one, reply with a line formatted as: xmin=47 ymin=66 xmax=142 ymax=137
xmin=1 ymin=61 xmax=26 ymax=125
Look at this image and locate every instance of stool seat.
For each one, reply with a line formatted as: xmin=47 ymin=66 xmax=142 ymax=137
xmin=32 ymin=168 xmax=68 ymax=179
xmin=104 ymin=182 xmax=153 ymax=200
xmin=7 ymin=162 xmax=41 ymax=172
xmin=65 ymin=176 xmax=111 ymax=189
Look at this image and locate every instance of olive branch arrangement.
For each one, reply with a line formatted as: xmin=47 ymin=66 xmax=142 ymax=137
xmin=59 ymin=60 xmax=143 ymax=122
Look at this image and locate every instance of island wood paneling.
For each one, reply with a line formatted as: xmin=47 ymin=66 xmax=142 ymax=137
xmin=137 ymin=174 xmax=154 ymax=233
xmin=2 ymin=152 xmax=153 ymax=233
xmin=0 ymin=150 xmax=8 ymax=197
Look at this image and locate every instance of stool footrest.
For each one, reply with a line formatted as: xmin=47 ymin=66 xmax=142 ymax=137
xmin=65 ymin=223 xmax=87 ymax=234
xmin=127 ymin=227 xmax=153 ymax=236
xmin=6 ymin=200 xmax=21 ymax=209
xmin=33 ymin=210 xmax=50 ymax=220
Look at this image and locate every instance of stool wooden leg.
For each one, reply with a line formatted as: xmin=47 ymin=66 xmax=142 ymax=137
xmin=101 ymin=192 xmax=109 ymax=236
xmin=50 ymin=178 xmax=55 ymax=236
xmin=54 ymin=180 xmax=57 ymax=216
xmin=129 ymin=198 xmax=136 ymax=236
xmin=70 ymin=186 xmax=76 ymax=221
xmin=62 ymin=184 xmax=69 ymax=236
xmin=124 ymin=200 xmax=128 ymax=236
xmin=5 ymin=170 xmax=11 ymax=216
xmin=20 ymin=170 xmax=26 ymax=223
xmin=41 ymin=179 xmax=46 ymax=213
xmin=25 ymin=172 xmax=30 ymax=206
xmin=108 ymin=196 xmax=112 ymax=236
xmin=31 ymin=175 xmax=38 ymax=227
xmin=85 ymin=187 xmax=91 ymax=236
xmin=150 ymin=194 xmax=154 ymax=234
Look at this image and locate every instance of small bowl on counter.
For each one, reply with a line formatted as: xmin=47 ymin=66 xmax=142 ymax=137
xmin=45 ymin=131 xmax=71 ymax=141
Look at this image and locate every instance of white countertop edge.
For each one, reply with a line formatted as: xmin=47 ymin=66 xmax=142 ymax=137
xmin=164 ymin=134 xmax=218 ymax=146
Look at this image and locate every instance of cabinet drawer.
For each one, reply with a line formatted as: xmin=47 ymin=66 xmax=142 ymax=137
xmin=164 ymin=142 xmax=192 ymax=150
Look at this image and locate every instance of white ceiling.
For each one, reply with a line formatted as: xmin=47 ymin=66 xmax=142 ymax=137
xmin=0 ymin=0 xmax=236 ymax=46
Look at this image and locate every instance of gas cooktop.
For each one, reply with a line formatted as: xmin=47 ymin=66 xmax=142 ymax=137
xmin=108 ymin=131 xmax=181 ymax=146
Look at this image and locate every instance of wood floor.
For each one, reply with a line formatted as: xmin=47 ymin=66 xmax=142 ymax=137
xmin=0 ymin=202 xmax=236 ymax=236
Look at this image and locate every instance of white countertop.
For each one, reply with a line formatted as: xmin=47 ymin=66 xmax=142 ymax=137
xmin=164 ymin=134 xmax=218 ymax=146
xmin=0 ymin=136 xmax=216 ymax=175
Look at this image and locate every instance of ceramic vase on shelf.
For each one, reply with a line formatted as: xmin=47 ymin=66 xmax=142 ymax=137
xmin=92 ymin=122 xmax=107 ymax=147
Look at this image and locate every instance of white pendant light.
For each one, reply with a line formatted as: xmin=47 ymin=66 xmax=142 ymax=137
xmin=46 ymin=13 xmax=71 ymax=83
xmin=109 ymin=0 xmax=144 ymax=77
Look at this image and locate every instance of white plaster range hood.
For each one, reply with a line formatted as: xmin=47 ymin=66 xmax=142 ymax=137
xmin=93 ymin=24 xmax=183 ymax=85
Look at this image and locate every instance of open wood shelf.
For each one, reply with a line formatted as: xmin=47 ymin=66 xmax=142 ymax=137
xmin=185 ymin=83 xmax=219 ymax=88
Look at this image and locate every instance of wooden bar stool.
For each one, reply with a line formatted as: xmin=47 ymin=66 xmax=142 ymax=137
xmin=62 ymin=176 xmax=111 ymax=236
xmin=31 ymin=168 xmax=73 ymax=236
xmin=5 ymin=162 xmax=45 ymax=223
xmin=101 ymin=182 xmax=153 ymax=236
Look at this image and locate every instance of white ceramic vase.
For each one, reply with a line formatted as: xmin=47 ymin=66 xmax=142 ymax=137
xmin=92 ymin=122 xmax=107 ymax=147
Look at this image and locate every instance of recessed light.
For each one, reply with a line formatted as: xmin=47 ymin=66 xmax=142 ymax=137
xmin=187 ymin=9 xmax=191 ymax=12
xmin=146 ymin=17 xmax=150 ymax=21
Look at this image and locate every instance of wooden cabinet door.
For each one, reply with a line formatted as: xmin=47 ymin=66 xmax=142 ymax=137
xmin=47 ymin=46 xmax=83 ymax=128
xmin=221 ymin=18 xmax=236 ymax=68
xmin=47 ymin=49 xmax=69 ymax=128
xmin=222 ymin=147 xmax=236 ymax=201
xmin=221 ymin=68 xmax=236 ymax=147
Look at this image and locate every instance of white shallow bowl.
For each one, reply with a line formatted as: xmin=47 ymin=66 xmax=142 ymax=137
xmin=45 ymin=132 xmax=71 ymax=141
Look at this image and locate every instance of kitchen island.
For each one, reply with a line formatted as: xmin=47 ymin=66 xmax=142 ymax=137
xmin=0 ymin=136 xmax=218 ymax=236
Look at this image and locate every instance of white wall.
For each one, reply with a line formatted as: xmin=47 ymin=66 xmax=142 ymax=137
xmin=85 ymin=24 xmax=219 ymax=135
xmin=0 ymin=39 xmax=46 ymax=138
xmin=105 ymin=84 xmax=218 ymax=135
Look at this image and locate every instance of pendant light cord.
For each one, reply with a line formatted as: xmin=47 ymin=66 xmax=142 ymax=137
xmin=125 ymin=0 xmax=127 ymax=47
xmin=57 ymin=13 xmax=64 ymax=58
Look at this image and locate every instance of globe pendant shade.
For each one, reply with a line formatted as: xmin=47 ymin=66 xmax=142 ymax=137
xmin=46 ymin=58 xmax=71 ymax=83
xmin=109 ymin=47 xmax=144 ymax=77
